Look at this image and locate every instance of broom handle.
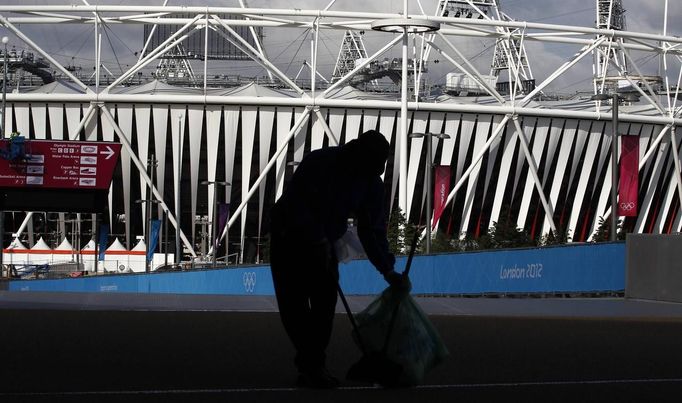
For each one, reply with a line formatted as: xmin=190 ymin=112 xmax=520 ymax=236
xmin=337 ymin=281 xmax=369 ymax=354
xmin=381 ymin=228 xmax=420 ymax=353
xmin=403 ymin=226 xmax=420 ymax=277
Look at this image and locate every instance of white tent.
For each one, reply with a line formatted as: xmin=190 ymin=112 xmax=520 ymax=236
xmin=7 ymin=238 xmax=27 ymax=250
xmin=30 ymin=237 xmax=54 ymax=265
xmin=80 ymin=239 xmax=97 ymax=272
xmin=81 ymin=239 xmax=96 ymax=251
xmin=128 ymin=239 xmax=147 ymax=272
xmin=4 ymin=238 xmax=28 ymax=266
xmin=106 ymin=238 xmax=126 ymax=252
xmin=131 ymin=239 xmax=146 ymax=251
xmin=103 ymin=238 xmax=130 ymax=273
xmin=55 ymin=237 xmax=73 ymax=252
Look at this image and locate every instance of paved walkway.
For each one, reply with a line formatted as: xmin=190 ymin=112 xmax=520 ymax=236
xmin=2 ymin=290 xmax=682 ymax=319
xmin=1 ymin=291 xmax=681 ymax=402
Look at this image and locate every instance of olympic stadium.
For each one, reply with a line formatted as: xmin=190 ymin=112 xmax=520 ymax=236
xmin=0 ymin=0 xmax=681 ymax=268
xmin=3 ymin=2 xmax=682 ymax=400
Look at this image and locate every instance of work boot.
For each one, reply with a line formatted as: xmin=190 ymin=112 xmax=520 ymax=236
xmin=296 ymin=367 xmax=340 ymax=389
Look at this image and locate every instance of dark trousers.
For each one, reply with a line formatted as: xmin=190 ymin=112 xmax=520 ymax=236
xmin=270 ymin=233 xmax=339 ymax=372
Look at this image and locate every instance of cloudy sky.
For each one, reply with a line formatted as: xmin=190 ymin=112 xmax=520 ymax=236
xmin=2 ymin=0 xmax=681 ymax=93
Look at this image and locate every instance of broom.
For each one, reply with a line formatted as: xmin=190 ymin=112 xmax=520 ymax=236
xmin=337 ymin=228 xmax=420 ymax=387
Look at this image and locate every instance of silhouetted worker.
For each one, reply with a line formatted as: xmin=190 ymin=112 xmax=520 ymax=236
xmin=269 ymin=130 xmax=403 ymax=388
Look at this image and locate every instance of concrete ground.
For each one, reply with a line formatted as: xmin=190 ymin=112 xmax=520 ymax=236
xmin=1 ymin=291 xmax=682 ymax=402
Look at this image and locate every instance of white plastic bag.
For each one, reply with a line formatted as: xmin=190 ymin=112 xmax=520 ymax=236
xmin=334 ymin=226 xmax=366 ymax=263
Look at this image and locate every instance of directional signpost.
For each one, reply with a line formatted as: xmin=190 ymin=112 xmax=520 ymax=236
xmin=0 ymin=138 xmax=122 ymax=276
xmin=0 ymin=140 xmax=121 ymax=190
xmin=0 ymin=139 xmax=121 ymax=213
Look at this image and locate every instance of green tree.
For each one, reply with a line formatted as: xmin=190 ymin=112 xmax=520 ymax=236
xmin=477 ymin=213 xmax=536 ymax=250
xmin=451 ymin=233 xmax=480 ymax=252
xmin=590 ymin=216 xmax=626 ymax=242
xmin=387 ymin=207 xmax=422 ymax=255
xmin=430 ymin=230 xmax=481 ymax=252
xmin=387 ymin=207 xmax=407 ymax=254
xmin=540 ymin=225 xmax=572 ymax=246
xmin=430 ymin=229 xmax=454 ymax=253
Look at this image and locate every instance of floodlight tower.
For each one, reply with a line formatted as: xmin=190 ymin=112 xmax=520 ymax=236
xmin=438 ymin=0 xmax=535 ymax=94
xmin=155 ymin=44 xmax=197 ymax=84
xmin=331 ymin=30 xmax=370 ymax=83
xmin=593 ymin=0 xmax=628 ymax=93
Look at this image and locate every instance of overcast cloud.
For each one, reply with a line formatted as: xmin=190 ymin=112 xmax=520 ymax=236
xmin=1 ymin=0 xmax=680 ymax=93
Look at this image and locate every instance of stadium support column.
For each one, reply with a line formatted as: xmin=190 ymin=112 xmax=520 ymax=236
xmin=370 ymin=18 xmax=440 ymax=232
xmin=0 ymin=36 xmax=7 ymax=272
xmin=400 ymin=28 xmax=409 ymax=217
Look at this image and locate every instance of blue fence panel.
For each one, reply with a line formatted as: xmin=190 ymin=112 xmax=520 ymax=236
xmin=9 ymin=243 xmax=625 ymax=296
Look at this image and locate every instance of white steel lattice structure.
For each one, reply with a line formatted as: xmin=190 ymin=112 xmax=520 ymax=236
xmin=436 ymin=0 xmax=533 ymax=82
xmin=593 ymin=0 xmax=629 ymax=92
xmin=332 ymin=30 xmax=369 ymax=82
xmin=1 ymin=2 xmax=682 ymax=266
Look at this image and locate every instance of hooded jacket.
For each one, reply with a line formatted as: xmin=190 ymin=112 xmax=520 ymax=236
xmin=270 ymin=130 xmax=395 ymax=274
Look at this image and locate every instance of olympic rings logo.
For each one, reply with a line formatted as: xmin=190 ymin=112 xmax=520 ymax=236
xmin=243 ymin=271 xmax=257 ymax=293
xmin=619 ymin=201 xmax=636 ymax=211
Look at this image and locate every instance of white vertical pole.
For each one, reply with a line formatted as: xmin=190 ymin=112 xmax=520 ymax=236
xmin=611 ymin=94 xmax=619 ymax=241
xmin=425 ymin=133 xmax=432 ymax=253
xmin=175 ymin=115 xmax=182 ymax=265
xmin=399 ymin=27 xmax=409 ymax=216
xmin=95 ymin=14 xmax=99 ymax=92
xmin=311 ymin=18 xmax=319 ymax=97
xmin=203 ymin=11 xmax=208 ymax=93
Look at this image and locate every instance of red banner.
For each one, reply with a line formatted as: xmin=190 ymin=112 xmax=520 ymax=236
xmin=0 ymin=139 xmax=121 ymax=190
xmin=618 ymin=135 xmax=639 ymax=217
xmin=432 ymin=165 xmax=451 ymax=229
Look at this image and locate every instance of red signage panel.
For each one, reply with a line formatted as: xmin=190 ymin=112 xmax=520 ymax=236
xmin=0 ymin=139 xmax=121 ymax=190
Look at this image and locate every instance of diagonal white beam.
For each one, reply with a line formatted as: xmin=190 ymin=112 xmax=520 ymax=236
xmin=640 ymin=124 xmax=671 ymax=170
xmin=522 ymin=37 xmax=606 ymax=105
xmin=211 ymin=15 xmax=305 ymax=96
xmin=238 ymin=0 xmax=274 ymax=82
xmin=313 ymin=107 xmax=339 ymax=146
xmin=11 ymin=213 xmax=32 ymax=241
xmin=616 ymin=40 xmax=666 ymax=115
xmin=594 ymin=123 xmax=673 ymax=225
xmin=670 ymin=126 xmax=682 ymax=208
xmin=138 ymin=0 xmax=170 ymax=63
xmin=69 ymin=103 xmax=96 ymax=141
xmin=512 ymin=115 xmax=557 ymax=233
xmin=439 ymin=114 xmax=511 ymax=223
xmin=218 ymin=107 xmax=312 ymax=245
xmin=429 ymin=33 xmax=505 ymax=103
xmin=0 ymin=13 xmax=90 ymax=92
xmin=322 ymin=33 xmax=404 ymax=97
xmin=99 ymin=105 xmax=197 ymax=258
xmin=107 ymin=14 xmax=202 ymax=90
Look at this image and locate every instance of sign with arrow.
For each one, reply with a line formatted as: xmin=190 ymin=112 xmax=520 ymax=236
xmin=0 ymin=140 xmax=121 ymax=190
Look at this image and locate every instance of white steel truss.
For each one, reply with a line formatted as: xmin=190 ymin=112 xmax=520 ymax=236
xmin=1 ymin=3 xmax=682 ymax=265
xmin=332 ymin=30 xmax=369 ymax=82
xmin=594 ymin=0 xmax=628 ymax=93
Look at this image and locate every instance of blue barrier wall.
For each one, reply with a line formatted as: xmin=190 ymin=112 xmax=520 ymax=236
xmin=9 ymin=242 xmax=625 ymax=296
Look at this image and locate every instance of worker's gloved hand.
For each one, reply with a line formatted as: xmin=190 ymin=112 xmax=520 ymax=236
xmin=383 ymin=270 xmax=411 ymax=292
